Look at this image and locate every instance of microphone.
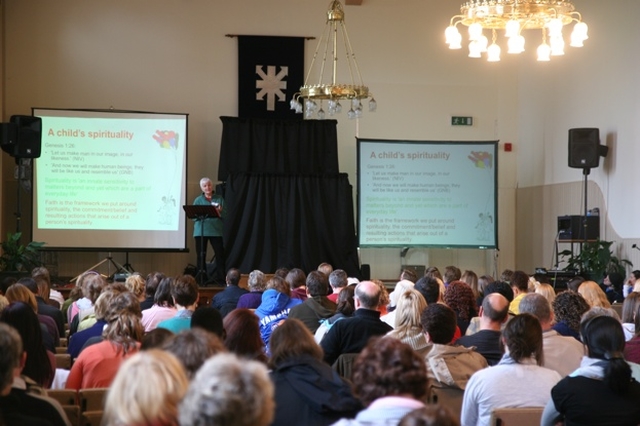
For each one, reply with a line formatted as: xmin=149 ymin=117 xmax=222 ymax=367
xmin=633 ymin=244 xmax=640 ymax=252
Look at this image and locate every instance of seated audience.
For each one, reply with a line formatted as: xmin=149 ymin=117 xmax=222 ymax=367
xmin=399 ymin=405 xmax=459 ymax=426
xmin=372 ymin=279 xmax=391 ymax=316
xmin=124 ymin=272 xmax=147 ymax=305
xmin=315 ymin=284 xmax=356 ymax=343
xmin=552 ymin=290 xmax=590 ymax=340
xmin=286 ymin=268 xmax=308 ymax=301
xmin=443 ymin=266 xmax=461 ymax=288
xmin=223 ymin=308 xmax=267 ymax=363
xmin=19 ymin=277 xmax=65 ymax=340
xmin=5 ymin=283 xmax=58 ymax=351
xmin=621 ymin=291 xmax=640 ymax=340
xmin=255 ymin=276 xmax=302 ymax=350
xmin=289 ymin=271 xmax=336 ymax=334
xmin=603 ymin=272 xmax=625 ymax=304
xmin=179 ymin=353 xmax=274 ymax=426
xmin=321 ymin=281 xmax=392 ymax=365
xmin=191 ymin=306 xmax=225 ymax=338
xmin=103 ymin=349 xmax=189 ymax=426
xmin=535 ymin=282 xmax=556 ymax=305
xmin=420 ymin=303 xmax=487 ymax=392
xmin=519 ymin=293 xmax=584 ymax=377
xmin=332 ymin=337 xmax=428 ymax=425
xmin=32 ymin=266 xmax=64 ymax=309
xmin=455 ymin=293 xmax=509 ymax=366
xmin=461 ymin=314 xmax=562 ymax=425
xmin=578 ymin=280 xmax=613 ymax=309
xmin=387 ymin=279 xmax=415 ymax=312
xmin=508 ymin=270 xmax=529 ymax=314
xmin=66 ymin=290 xmax=143 ymax=389
xmin=542 ymin=315 xmax=640 ymax=425
xmin=141 ymin=276 xmax=177 ymax=332
xmin=140 ymin=327 xmax=174 ymax=350
xmin=623 ymin=303 xmax=640 ymax=363
xmin=210 ymin=268 xmax=248 ymax=317
xmin=386 ymin=289 xmax=430 ymax=358
xmin=328 ymin=269 xmax=349 ymax=303
xmin=475 ymin=275 xmax=495 ymax=306
xmin=566 ymin=275 xmax=586 ymax=292
xmin=317 ymin=262 xmax=333 ymax=277
xmin=0 ymin=302 xmax=55 ymax=388
xmin=0 ymin=323 xmax=69 ymax=426
xmin=414 ymin=276 xmax=443 ymax=305
xmin=464 ymin=281 xmax=514 ymax=336
xmin=461 ymin=269 xmax=480 ymax=303
xmin=269 ymin=318 xmax=361 ymax=425
xmin=443 ymin=281 xmax=477 ymax=335
xmin=68 ymin=273 xmax=107 ymax=336
xmin=140 ymin=271 xmax=165 ymax=311
xmin=162 ymin=328 xmax=226 ymax=378
xmin=157 ymin=275 xmax=199 ymax=333
xmin=237 ymin=270 xmax=266 ymax=309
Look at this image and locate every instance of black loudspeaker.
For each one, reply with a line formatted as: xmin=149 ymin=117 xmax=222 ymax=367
xmin=360 ymin=264 xmax=371 ymax=281
xmin=11 ymin=115 xmax=42 ymax=159
xmin=557 ymin=215 xmax=600 ymax=241
xmin=568 ymin=128 xmax=600 ymax=169
xmin=0 ymin=123 xmax=17 ymax=155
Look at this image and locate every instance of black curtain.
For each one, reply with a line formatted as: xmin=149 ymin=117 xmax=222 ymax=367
xmin=223 ymin=172 xmax=361 ymax=277
xmin=218 ymin=116 xmax=339 ymax=182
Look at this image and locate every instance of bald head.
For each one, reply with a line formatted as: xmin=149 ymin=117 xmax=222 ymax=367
xmin=481 ymin=293 xmax=510 ymax=323
xmin=354 ymin=281 xmax=381 ymax=310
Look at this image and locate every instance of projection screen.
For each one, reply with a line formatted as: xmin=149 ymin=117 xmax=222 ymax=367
xmin=358 ymin=138 xmax=498 ymax=249
xmin=32 ymin=108 xmax=188 ymax=251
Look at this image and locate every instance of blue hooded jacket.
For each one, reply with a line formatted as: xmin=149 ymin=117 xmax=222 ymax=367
xmin=255 ymin=289 xmax=302 ymax=350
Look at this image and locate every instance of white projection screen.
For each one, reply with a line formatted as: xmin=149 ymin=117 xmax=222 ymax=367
xmin=358 ymin=138 xmax=498 ymax=249
xmin=32 ymin=108 xmax=188 ymax=251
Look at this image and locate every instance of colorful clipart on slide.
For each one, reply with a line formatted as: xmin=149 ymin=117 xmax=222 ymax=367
xmin=153 ymin=130 xmax=179 ymax=150
xmin=468 ymin=151 xmax=493 ymax=169
xmin=153 ymin=130 xmax=180 ymax=225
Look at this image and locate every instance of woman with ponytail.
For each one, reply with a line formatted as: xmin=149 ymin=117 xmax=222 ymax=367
xmin=542 ymin=315 xmax=640 ymax=425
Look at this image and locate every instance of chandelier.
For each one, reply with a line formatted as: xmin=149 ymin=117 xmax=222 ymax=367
xmin=290 ymin=0 xmax=376 ymax=119
xmin=445 ymin=0 xmax=589 ymax=62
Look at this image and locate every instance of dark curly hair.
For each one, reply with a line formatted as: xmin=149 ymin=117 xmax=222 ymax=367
xmin=552 ymin=290 xmax=590 ymax=334
xmin=443 ymin=281 xmax=477 ymax=322
xmin=352 ymin=337 xmax=428 ymax=406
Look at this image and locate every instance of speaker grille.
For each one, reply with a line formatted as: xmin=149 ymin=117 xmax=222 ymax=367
xmin=568 ymin=128 xmax=599 ymax=169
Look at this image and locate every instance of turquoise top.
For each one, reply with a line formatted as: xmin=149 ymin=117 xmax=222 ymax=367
xmin=192 ymin=193 xmax=224 ymax=237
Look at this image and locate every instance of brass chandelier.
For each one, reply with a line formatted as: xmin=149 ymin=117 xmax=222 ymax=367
xmin=445 ymin=0 xmax=589 ymax=61
xmin=290 ymin=0 xmax=376 ymax=119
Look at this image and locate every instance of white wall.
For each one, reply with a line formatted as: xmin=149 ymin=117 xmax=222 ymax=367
xmin=2 ymin=0 xmax=636 ymax=279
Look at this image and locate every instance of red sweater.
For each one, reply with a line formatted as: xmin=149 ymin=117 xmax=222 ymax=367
xmin=65 ymin=340 xmax=139 ymax=390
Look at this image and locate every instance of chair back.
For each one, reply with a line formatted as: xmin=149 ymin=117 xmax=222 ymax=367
xmin=490 ymin=407 xmax=544 ymax=426
xmin=429 ymin=385 xmax=463 ymax=424
xmin=55 ymin=353 xmax=72 ymax=369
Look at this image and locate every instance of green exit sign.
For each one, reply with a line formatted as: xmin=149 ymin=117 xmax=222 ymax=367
xmin=451 ymin=116 xmax=473 ymax=126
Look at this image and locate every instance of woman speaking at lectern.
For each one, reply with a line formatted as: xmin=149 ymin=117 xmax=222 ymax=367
xmin=193 ymin=177 xmax=225 ymax=283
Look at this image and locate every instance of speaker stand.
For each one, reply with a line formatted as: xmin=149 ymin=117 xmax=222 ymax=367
xmin=582 ymin=167 xmax=590 ymax=244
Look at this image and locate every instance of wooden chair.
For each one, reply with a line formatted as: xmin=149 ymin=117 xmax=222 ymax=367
xmin=55 ymin=353 xmax=72 ymax=369
xmin=79 ymin=388 xmax=108 ymax=426
xmin=429 ymin=386 xmax=464 ymax=424
xmin=48 ymin=389 xmax=80 ymax=426
xmin=59 ymin=337 xmax=68 ymax=347
xmin=56 ymin=346 xmax=68 ymax=354
xmin=490 ymin=407 xmax=544 ymax=426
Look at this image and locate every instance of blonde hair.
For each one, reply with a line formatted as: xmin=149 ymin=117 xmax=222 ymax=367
xmin=125 ymin=273 xmax=146 ymax=299
xmin=0 ymin=295 xmax=9 ymax=313
xmin=103 ymin=349 xmax=189 ymax=426
xmin=578 ymin=281 xmax=611 ymax=309
xmin=535 ymin=283 xmax=556 ymax=305
xmin=5 ymin=284 xmax=38 ymax=312
xmin=392 ymin=289 xmax=428 ymax=340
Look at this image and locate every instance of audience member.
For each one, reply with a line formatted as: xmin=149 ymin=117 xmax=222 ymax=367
xmin=414 ymin=276 xmax=442 ymax=305
xmin=463 ymin=281 xmax=514 ymax=336
xmin=18 ymin=277 xmax=65 ymax=339
xmin=578 ymin=280 xmax=613 ymax=309
xmin=499 ymin=269 xmax=514 ymax=284
xmin=191 ymin=306 xmax=225 ymax=338
xmin=386 ymin=289 xmax=430 ymax=357
xmin=565 ymin=275 xmax=586 ymax=292
xmin=443 ymin=281 xmax=477 ymax=335
xmin=162 ymin=328 xmax=226 ymax=379
xmin=328 ymin=269 xmax=349 ymax=303
xmin=269 ymin=318 xmax=361 ymax=425
xmin=157 ymin=275 xmax=199 ymax=333
xmin=442 ymin=266 xmax=461 ymax=288
xmin=66 ymin=290 xmax=143 ymax=389
xmin=603 ymin=272 xmax=625 ymax=304
xmin=317 ymin=262 xmax=333 ymax=277
xmin=461 ymin=270 xmax=480 ymax=302
xmin=67 ymin=284 xmax=126 ymax=359
xmin=0 ymin=323 xmax=69 ymax=426
xmin=424 ymin=266 xmax=442 ymax=280
xmin=210 ymin=268 xmax=248 ymax=317
xmin=0 ymin=295 xmax=8 ymax=312
xmin=332 ymin=337 xmax=428 ymax=425
xmin=223 ymin=308 xmax=267 ymax=363
xmin=286 ymin=268 xmax=308 ymax=301
xmin=542 ymin=315 xmax=640 ymax=425
xmin=508 ymin=270 xmax=529 ymax=314
xmin=624 ymin=304 xmax=640 ymax=363
xmin=400 ymin=268 xmax=418 ymax=283
xmin=475 ymin=274 xmax=495 ymax=306
xmin=140 ymin=276 xmax=177 ymax=332
xmin=552 ymin=290 xmax=590 ymax=340
xmin=519 ymin=293 xmax=583 ymax=377
xmin=124 ymin=272 xmax=146 ymax=304
xmin=274 ymin=267 xmax=289 ymax=280
xmin=179 ymin=353 xmax=274 ymax=426
xmin=255 ymin=276 xmax=302 ymax=350
xmin=372 ymin=279 xmax=390 ymax=316
xmin=0 ymin=302 xmax=55 ymax=388
xmin=5 ymin=283 xmax=58 ymax=351
xmin=315 ymin=284 xmax=356 ymax=343
xmin=388 ymin=275 xmax=415 ymax=312
xmin=321 ymin=281 xmax=392 ymax=365
xmin=455 ymin=293 xmax=508 ymax=366
xmin=32 ymin=266 xmax=64 ymax=309
xmin=289 ymin=271 xmax=336 ymax=333
xmin=398 ymin=405 xmax=459 ymax=426
xmin=140 ymin=271 xmax=165 ymax=311
xmin=103 ymin=349 xmax=189 ymax=426
xmin=625 ymin=270 xmax=640 ymax=296
xmin=461 ymin=314 xmax=561 ymax=425
xmin=140 ymin=327 xmax=174 ymax=350
xmin=535 ymin=282 xmax=556 ymax=305
xmin=68 ymin=273 xmax=107 ymax=336
xmin=420 ymin=303 xmax=487 ymax=392
xmin=236 ymin=270 xmax=266 ymax=309
xmin=621 ymin=292 xmax=640 ymax=341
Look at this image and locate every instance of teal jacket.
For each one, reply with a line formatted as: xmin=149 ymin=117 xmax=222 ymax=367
xmin=192 ymin=193 xmax=224 ymax=237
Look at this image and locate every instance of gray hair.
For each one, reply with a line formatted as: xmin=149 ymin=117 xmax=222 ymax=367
xmin=518 ymin=293 xmax=552 ymax=323
xmin=329 ymin=269 xmax=348 ymax=289
xmin=248 ymin=270 xmax=266 ymax=291
xmin=199 ymin=177 xmax=212 ymax=187
xmin=178 ymin=353 xmax=274 ymax=426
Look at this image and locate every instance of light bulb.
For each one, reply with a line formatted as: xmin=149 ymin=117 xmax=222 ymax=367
xmin=468 ymin=41 xmax=482 ymax=58
xmin=505 ymin=20 xmax=520 ymax=38
xmin=445 ymin=26 xmax=459 ymax=44
xmin=478 ymin=35 xmax=488 ymax=52
xmin=507 ymin=35 xmax=525 ymax=54
xmin=317 ymin=108 xmax=325 ymax=120
xmin=547 ymin=18 xmax=563 ymax=37
xmin=468 ymin=23 xmax=483 ymax=41
xmin=335 ymin=101 xmax=342 ymax=113
xmin=347 ymin=108 xmax=356 ymax=120
xmin=550 ymin=35 xmax=565 ymax=56
xmin=368 ymin=98 xmax=377 ymax=112
xmin=574 ymin=22 xmax=589 ymax=40
xmin=537 ymin=43 xmax=551 ymax=61
xmin=487 ymin=43 xmax=501 ymax=62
